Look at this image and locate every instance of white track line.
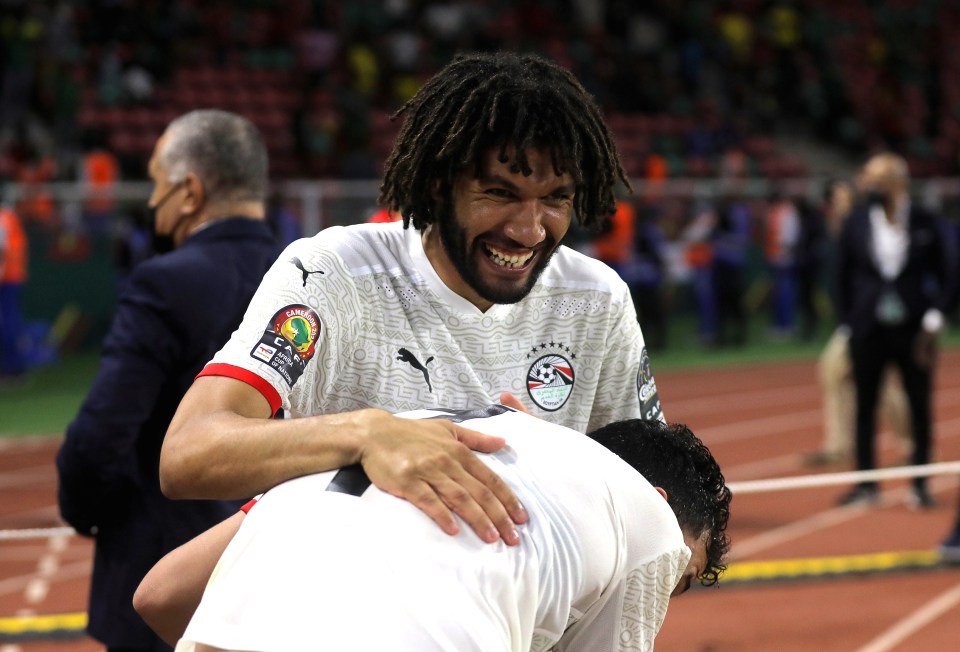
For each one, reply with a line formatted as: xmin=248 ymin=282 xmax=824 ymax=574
xmin=0 ymin=560 xmax=90 ymax=597
xmin=666 ymin=384 xmax=822 ymax=417
xmin=731 ymin=478 xmax=958 ymax=559
xmin=688 ymin=408 xmax=823 ymax=444
xmin=855 ymin=580 xmax=960 ymax=652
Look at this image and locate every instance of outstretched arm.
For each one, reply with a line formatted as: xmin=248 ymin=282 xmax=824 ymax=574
xmin=161 ymin=376 xmax=527 ymax=544
xmin=133 ymin=511 xmax=245 ymax=646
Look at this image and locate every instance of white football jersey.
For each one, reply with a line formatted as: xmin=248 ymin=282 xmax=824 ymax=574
xmin=203 ymin=221 xmax=663 ymax=432
xmin=177 ymin=406 xmax=689 ymax=652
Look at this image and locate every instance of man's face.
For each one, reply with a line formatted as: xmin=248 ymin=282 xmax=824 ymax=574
xmin=828 ymin=183 xmax=853 ymax=219
xmin=146 ymin=132 xmax=186 ymax=236
xmin=424 ymin=146 xmax=575 ymax=311
xmin=672 ymin=529 xmax=709 ymax=597
xmin=857 ymin=157 xmax=905 ymax=203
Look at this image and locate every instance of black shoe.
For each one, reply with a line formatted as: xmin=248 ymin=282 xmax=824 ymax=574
xmin=940 ymin=531 xmax=960 ymax=563
xmin=908 ymin=486 xmax=937 ymax=510
xmin=837 ymin=484 xmax=879 ymax=507
xmin=803 ymin=450 xmax=846 ymax=467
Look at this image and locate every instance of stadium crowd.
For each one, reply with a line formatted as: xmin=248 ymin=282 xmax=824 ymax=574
xmin=3 ymin=0 xmax=960 ymax=355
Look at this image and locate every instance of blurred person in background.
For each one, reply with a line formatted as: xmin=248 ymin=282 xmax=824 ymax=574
xmin=625 ymin=201 xmax=668 ymax=350
xmin=592 ymin=195 xmax=635 ymax=276
xmin=941 ymin=495 xmax=960 ymax=561
xmin=794 ymin=194 xmax=828 ymax=341
xmin=807 ymin=179 xmax=911 ymax=467
xmin=158 ymin=52 xmax=664 ymax=555
xmin=593 ymin=196 xmax=670 ymax=346
xmin=0 ymin=196 xmax=28 ymax=380
xmin=835 ymin=154 xmax=957 ymax=508
xmin=55 ymin=109 xmax=281 ymax=652
xmin=764 ymin=190 xmax=800 ymax=339
xmin=683 ymin=199 xmax=718 ymax=346
xmin=712 ymin=193 xmax=752 ymax=347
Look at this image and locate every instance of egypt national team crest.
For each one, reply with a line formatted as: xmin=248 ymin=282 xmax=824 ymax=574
xmin=526 ymin=354 xmax=575 ymax=411
xmin=250 ymin=304 xmax=321 ymax=387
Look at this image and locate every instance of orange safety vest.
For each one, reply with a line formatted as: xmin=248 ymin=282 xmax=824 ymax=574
xmin=82 ymin=149 xmax=119 ymax=214
xmin=15 ymin=156 xmax=57 ymax=225
xmin=0 ymin=208 xmax=28 ymax=283
xmin=593 ymin=200 xmax=636 ymax=265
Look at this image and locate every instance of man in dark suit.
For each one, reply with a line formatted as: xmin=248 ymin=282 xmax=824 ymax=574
xmin=835 ymin=153 xmax=957 ymax=508
xmin=56 ymin=110 xmax=280 ymax=651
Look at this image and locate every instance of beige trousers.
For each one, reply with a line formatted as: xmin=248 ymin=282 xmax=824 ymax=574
xmin=818 ymin=329 xmax=911 ymax=458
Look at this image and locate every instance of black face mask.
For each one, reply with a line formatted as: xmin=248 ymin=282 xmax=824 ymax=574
xmin=146 ymin=181 xmax=185 ymax=255
xmin=865 ymin=190 xmax=892 ymax=209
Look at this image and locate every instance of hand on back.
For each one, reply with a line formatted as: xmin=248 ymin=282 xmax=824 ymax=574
xmin=357 ymin=410 xmax=528 ymax=545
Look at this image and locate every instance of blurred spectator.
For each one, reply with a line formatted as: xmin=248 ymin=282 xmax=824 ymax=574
xmin=0 ymin=200 xmax=28 ymax=379
xmin=592 ymin=197 xmax=636 ymax=274
xmin=835 ymin=154 xmax=957 ymax=508
xmin=79 ymin=129 xmax=120 ymax=232
xmin=683 ymin=201 xmax=718 ymax=346
xmin=712 ymin=194 xmax=752 ymax=346
xmin=764 ymin=192 xmax=800 ymax=338
xmin=267 ymin=191 xmax=301 ymax=247
xmin=624 ymin=201 xmax=668 ymax=350
xmin=942 ymin=494 xmax=960 ymax=562
xmin=808 ymin=179 xmax=912 ymax=467
xmin=794 ymin=195 xmax=828 ymax=340
xmin=13 ymin=142 xmax=57 ymax=227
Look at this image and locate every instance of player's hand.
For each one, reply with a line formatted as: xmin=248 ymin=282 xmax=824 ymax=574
xmin=356 ymin=410 xmax=528 ymax=545
xmin=914 ymin=330 xmax=938 ymax=369
xmin=498 ymin=392 xmax=530 ymax=414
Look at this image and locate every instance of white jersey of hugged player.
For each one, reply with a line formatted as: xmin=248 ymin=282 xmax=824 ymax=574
xmin=201 ymin=221 xmax=663 ymax=431
xmin=176 ymin=406 xmax=690 ymax=652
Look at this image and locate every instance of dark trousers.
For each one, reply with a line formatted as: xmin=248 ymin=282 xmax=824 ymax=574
xmin=713 ymin=260 xmax=746 ymax=346
xmin=0 ymin=282 xmax=26 ymax=375
xmin=849 ymin=324 xmax=932 ymax=489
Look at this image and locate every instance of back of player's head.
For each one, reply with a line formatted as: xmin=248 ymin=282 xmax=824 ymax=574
xmin=587 ymin=419 xmax=731 ymax=586
xmin=379 ymin=51 xmax=630 ymax=232
xmin=159 ymin=109 xmax=269 ymax=205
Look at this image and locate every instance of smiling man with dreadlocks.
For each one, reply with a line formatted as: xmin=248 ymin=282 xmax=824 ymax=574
xmin=161 ymin=52 xmax=665 ymax=551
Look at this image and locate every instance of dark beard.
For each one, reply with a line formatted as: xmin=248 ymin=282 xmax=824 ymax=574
xmin=436 ymin=205 xmax=560 ymax=305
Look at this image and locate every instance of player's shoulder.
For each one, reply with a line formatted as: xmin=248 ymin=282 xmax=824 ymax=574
xmin=540 ymin=245 xmax=629 ymax=293
xmin=295 ymin=221 xmax=409 ymax=268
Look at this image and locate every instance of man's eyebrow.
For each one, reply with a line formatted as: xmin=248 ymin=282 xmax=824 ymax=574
xmin=477 ymin=173 xmax=576 ymax=195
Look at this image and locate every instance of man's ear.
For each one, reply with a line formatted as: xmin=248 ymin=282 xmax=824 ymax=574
xmin=655 ymin=486 xmax=668 ymax=501
xmin=429 ymin=179 xmax=443 ymax=202
xmin=180 ymin=172 xmax=205 ymax=215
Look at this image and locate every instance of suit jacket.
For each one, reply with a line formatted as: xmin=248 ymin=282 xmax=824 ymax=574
xmin=836 ymin=202 xmax=957 ymax=341
xmin=56 ymin=217 xmax=280 ymax=650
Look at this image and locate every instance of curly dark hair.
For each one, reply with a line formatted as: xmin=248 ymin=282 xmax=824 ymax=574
xmin=378 ymin=51 xmax=630 ymax=232
xmin=587 ymin=419 xmax=732 ymax=587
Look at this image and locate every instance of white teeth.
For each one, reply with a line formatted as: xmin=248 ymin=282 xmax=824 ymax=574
xmin=486 ymin=246 xmax=533 ymax=268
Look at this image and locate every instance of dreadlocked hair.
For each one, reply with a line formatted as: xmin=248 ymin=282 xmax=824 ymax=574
xmin=378 ymin=51 xmax=631 ymax=231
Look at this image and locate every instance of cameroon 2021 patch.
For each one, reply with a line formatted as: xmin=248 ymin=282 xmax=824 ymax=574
xmin=250 ymin=305 xmax=321 ymax=387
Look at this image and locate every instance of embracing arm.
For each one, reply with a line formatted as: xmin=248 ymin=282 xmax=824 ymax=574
xmin=133 ymin=511 xmax=245 ymax=646
xmin=160 ymin=376 xmax=527 ymax=544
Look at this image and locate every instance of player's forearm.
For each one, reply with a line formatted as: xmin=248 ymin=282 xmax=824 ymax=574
xmin=160 ymin=408 xmax=381 ymax=500
xmin=160 ymin=378 xmax=378 ymax=500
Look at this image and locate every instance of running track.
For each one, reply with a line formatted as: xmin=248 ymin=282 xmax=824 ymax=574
xmin=2 ymin=351 xmax=959 ymax=651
